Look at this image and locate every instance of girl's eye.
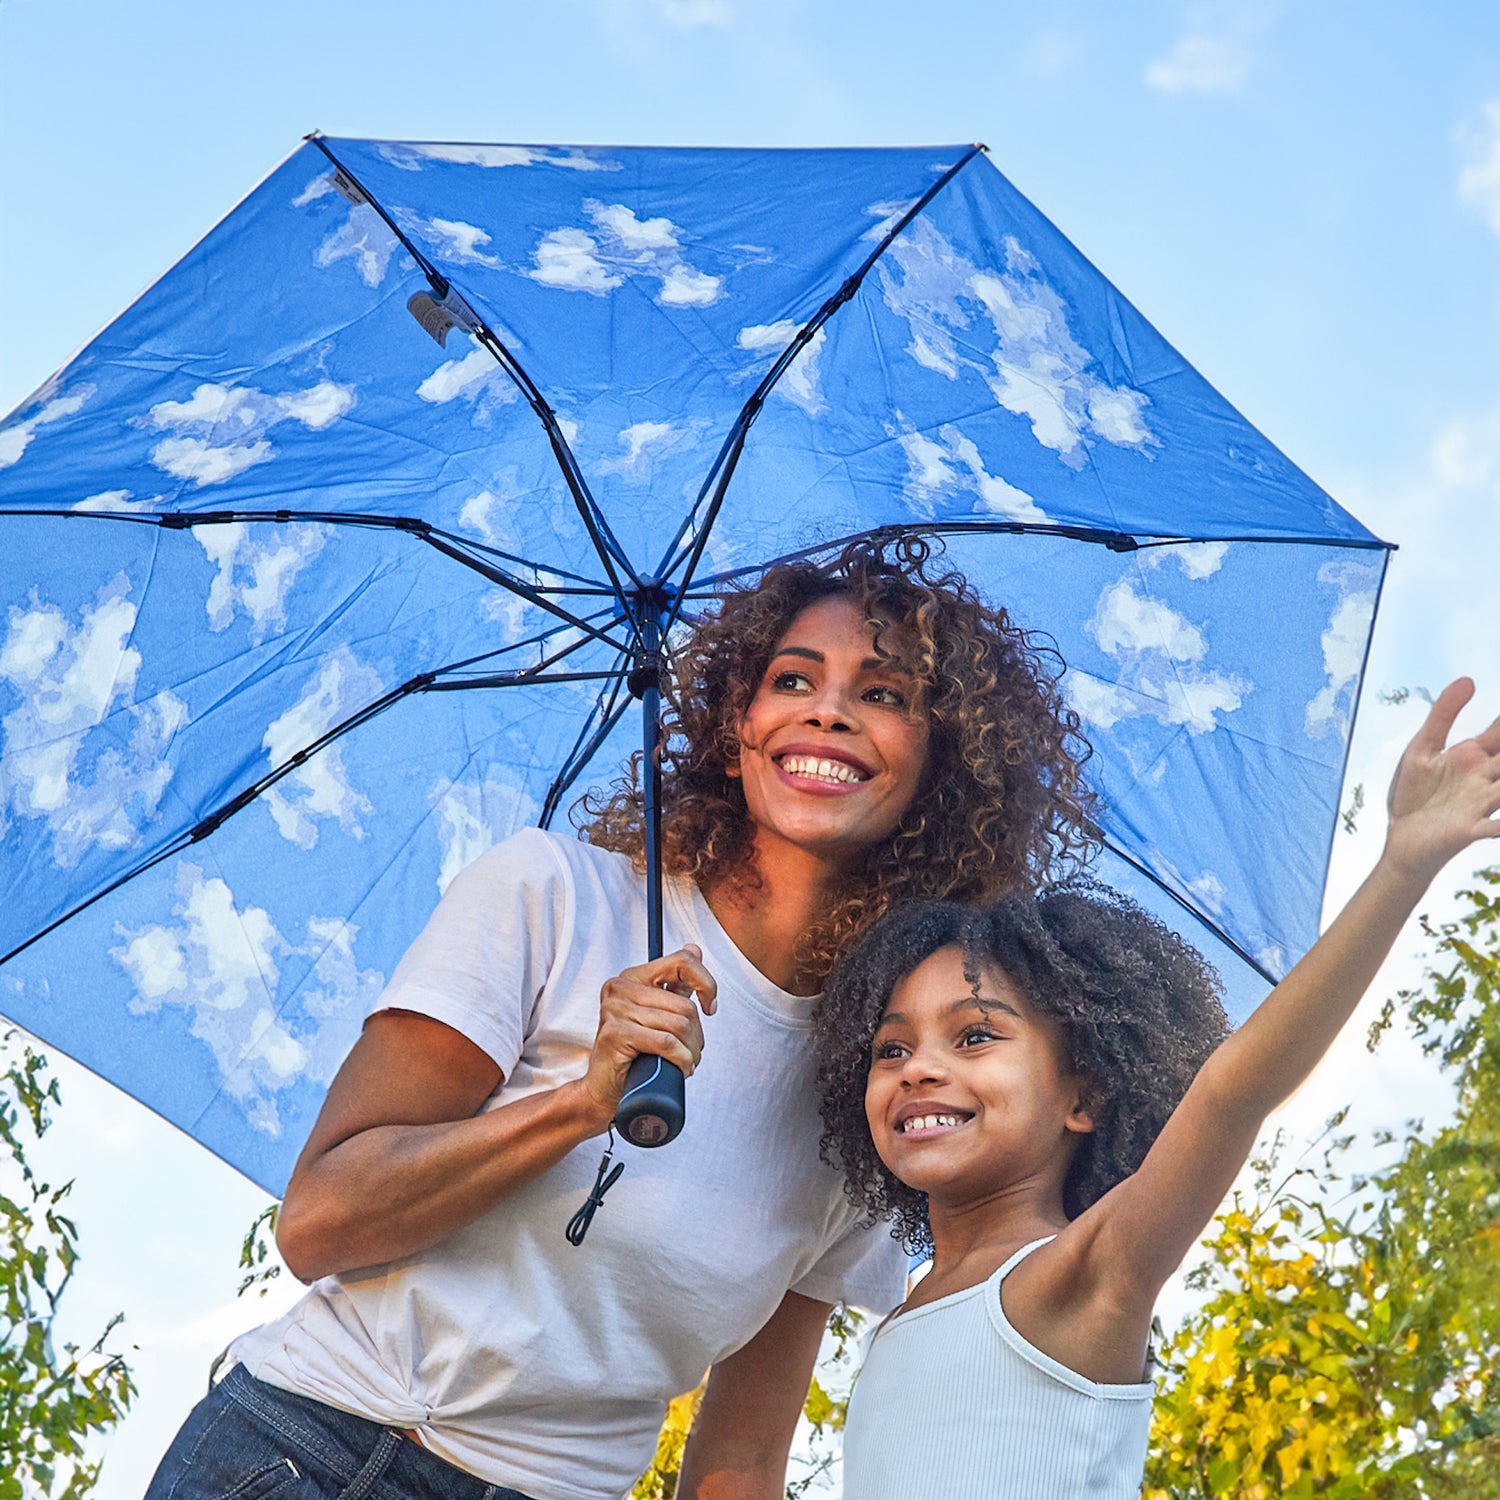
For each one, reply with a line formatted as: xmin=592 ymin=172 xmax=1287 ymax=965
xmin=871 ymin=1039 xmax=907 ymax=1061
xmin=959 ymin=1026 xmax=999 ymax=1047
xmin=862 ymin=683 xmax=907 ymax=708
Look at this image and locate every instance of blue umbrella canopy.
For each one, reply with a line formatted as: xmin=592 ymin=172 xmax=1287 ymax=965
xmin=0 ymin=138 xmax=1388 ymax=1192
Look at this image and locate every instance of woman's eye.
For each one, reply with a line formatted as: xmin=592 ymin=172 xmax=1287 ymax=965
xmin=863 ymin=684 xmax=907 ymax=708
xmin=772 ymin=670 xmax=813 ymax=692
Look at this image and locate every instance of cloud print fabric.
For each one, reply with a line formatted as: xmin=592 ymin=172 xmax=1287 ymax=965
xmin=0 ymin=140 xmax=1386 ymax=1192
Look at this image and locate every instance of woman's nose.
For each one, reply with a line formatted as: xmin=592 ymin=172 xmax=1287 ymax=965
xmin=804 ymin=683 xmax=858 ymax=731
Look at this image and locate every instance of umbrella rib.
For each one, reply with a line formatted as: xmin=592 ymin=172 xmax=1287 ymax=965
xmin=0 ymin=659 xmax=631 ymax=972
xmin=652 ymin=144 xmax=987 ymax=611
xmin=539 ymin=667 xmax=634 ymax=830
xmin=1097 ymin=834 xmax=1277 ymax=986
xmin=307 ymin=137 xmax=642 ymax=607
xmin=680 ymin=521 xmax=1394 ymax=592
xmin=5 ymin=506 xmax=633 ymax=653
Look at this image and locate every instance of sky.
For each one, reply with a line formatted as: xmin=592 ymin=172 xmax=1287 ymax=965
xmin=3 ymin=0 xmax=1500 ymax=1494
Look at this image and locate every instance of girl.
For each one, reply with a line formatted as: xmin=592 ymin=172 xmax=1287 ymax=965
xmin=145 ymin=537 xmax=1093 ymax=1500
xmin=815 ymin=678 xmax=1500 ymax=1500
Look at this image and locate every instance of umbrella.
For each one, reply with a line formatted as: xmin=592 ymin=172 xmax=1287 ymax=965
xmin=0 ymin=137 xmax=1388 ymax=1192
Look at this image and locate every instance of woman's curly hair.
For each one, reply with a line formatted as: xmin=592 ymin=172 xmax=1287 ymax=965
xmin=813 ymin=888 xmax=1230 ymax=1256
xmin=576 ymin=534 xmax=1097 ymax=981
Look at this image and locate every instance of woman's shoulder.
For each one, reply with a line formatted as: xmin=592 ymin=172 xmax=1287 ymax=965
xmin=458 ymin=826 xmax=642 ymax=901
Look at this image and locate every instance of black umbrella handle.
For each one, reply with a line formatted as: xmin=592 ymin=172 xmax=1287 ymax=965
xmin=616 ymin=1054 xmax=685 ymax=1146
xmin=615 ymin=610 xmax=687 ymax=1148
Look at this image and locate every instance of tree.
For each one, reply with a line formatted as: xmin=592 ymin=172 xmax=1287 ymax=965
xmin=631 ymin=1302 xmax=869 ymax=1499
xmin=1145 ymin=870 xmax=1500 ymax=1497
xmin=0 ymin=1035 xmax=135 ymax=1499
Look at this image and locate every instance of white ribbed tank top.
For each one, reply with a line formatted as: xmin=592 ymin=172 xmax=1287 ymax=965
xmin=841 ymin=1237 xmax=1155 ymax=1499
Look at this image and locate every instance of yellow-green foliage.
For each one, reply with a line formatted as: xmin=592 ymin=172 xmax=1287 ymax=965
xmin=1147 ymin=872 xmax=1500 ymax=1497
xmin=0 ymin=1036 xmax=134 ymax=1500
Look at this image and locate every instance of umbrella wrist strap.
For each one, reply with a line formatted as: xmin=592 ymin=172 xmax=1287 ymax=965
xmin=565 ymin=1126 xmax=624 ymax=1246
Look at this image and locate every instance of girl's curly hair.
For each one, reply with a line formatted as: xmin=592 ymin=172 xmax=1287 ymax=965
xmin=576 ymin=535 xmax=1097 ymax=981
xmin=813 ymin=888 xmax=1230 ymax=1256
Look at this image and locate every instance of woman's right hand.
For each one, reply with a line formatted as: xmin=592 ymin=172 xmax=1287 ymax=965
xmin=582 ymin=944 xmax=718 ymax=1123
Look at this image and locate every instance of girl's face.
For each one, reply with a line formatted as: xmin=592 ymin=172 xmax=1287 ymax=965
xmin=730 ymin=595 xmax=930 ymax=867
xmin=864 ymin=945 xmax=1093 ymax=1210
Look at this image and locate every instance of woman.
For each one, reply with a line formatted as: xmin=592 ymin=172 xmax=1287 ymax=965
xmin=145 ymin=537 xmax=1093 ymax=1500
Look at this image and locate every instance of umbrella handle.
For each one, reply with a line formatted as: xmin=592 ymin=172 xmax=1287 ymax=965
xmin=615 ymin=1054 xmax=686 ymax=1146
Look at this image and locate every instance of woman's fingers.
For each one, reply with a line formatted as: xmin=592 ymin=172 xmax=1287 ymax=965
xmin=618 ymin=944 xmax=718 ymax=1014
xmin=587 ymin=955 xmax=716 ymax=1108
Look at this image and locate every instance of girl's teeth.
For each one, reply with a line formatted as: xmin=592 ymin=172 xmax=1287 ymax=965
xmin=901 ymin=1114 xmax=965 ymax=1133
xmin=781 ymin=755 xmax=865 ymax=783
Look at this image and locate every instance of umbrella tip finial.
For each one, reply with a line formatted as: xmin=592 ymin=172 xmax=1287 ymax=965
xmin=304 ymin=129 xmax=324 ymax=141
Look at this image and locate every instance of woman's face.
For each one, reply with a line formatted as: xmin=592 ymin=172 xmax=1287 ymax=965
xmin=730 ymin=595 xmax=931 ymax=867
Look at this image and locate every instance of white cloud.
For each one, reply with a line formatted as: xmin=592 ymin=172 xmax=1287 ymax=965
xmin=261 ymin=649 xmax=385 ymax=851
xmin=659 ymin=264 xmax=724 ymax=307
xmin=415 ymin=336 xmax=516 ymax=420
xmin=432 ymin=774 xmax=539 ymax=894
xmin=314 ymin=201 xmax=401 ymax=287
xmin=1305 ymin=558 xmax=1381 ymax=739
xmin=894 ymin=422 xmax=1047 ymax=522
xmin=593 ymin=202 xmax=679 ymax=252
xmin=459 ymin=488 xmax=514 ymax=546
xmin=276 ymin=381 xmax=355 ymax=430
xmin=152 ymin=437 xmax=274 ymax=485
xmin=1142 ymin=540 xmax=1231 ymax=580
xmin=140 ymin=379 xmax=357 ymax=489
xmin=72 ymin=490 xmax=155 ymax=514
xmin=530 ymin=227 xmax=623 ymax=293
xmin=386 ymin=144 xmax=616 ymax=172
xmin=529 ymin=201 xmax=723 ymax=307
xmin=1459 ymin=101 xmax=1500 ymax=242
xmin=737 ymin=321 xmax=827 ymax=414
xmin=877 ymin=218 xmax=1153 ymax=468
xmin=659 ymin=0 xmax=732 ymax=25
xmin=292 ymin=175 xmax=335 ymax=207
xmin=1063 ymin=671 xmax=1140 ymax=732
xmin=1144 ymin=33 xmax=1252 ymax=94
xmin=1076 ymin=578 xmax=1249 ymax=736
xmin=0 ymin=384 xmax=94 ymax=470
xmin=0 ymin=577 xmax=187 ymax=867
xmin=1090 ymin=579 xmax=1206 ymax=661
xmin=194 ymin=522 xmax=329 ymax=640
xmin=413 ymin=216 xmax=503 ymax=267
xmin=112 ymin=864 xmax=381 ymax=1136
xmin=599 ymin=421 xmax=689 ymax=477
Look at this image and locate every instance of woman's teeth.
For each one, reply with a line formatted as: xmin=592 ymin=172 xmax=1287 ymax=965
xmin=780 ymin=755 xmax=867 ymax=784
xmin=900 ymin=1114 xmax=966 ymax=1134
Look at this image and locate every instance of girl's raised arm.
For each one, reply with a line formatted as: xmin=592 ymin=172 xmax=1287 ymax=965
xmin=1079 ymin=678 xmax=1500 ymax=1308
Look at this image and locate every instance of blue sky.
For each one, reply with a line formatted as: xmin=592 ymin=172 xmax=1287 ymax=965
xmin=5 ymin=1 xmax=1500 ymax=1494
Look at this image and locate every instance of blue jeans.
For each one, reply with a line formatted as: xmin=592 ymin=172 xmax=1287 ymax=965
xmin=144 ymin=1364 xmax=535 ymax=1500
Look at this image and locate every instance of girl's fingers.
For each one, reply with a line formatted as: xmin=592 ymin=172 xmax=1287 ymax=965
xmin=1414 ymin=677 xmax=1475 ymax=754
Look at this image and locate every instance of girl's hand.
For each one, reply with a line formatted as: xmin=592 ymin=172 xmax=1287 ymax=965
xmin=582 ymin=945 xmax=718 ymax=1124
xmin=1384 ymin=678 xmax=1500 ymax=884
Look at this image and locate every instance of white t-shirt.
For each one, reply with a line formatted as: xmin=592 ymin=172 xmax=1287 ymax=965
xmin=232 ymin=829 xmax=905 ymax=1500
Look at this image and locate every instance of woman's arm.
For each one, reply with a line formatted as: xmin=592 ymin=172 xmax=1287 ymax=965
xmin=676 ymin=1291 xmax=831 ymax=1500
xmin=276 ymin=945 xmax=716 ymax=1280
xmin=1074 ymin=679 xmax=1500 ymax=1310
